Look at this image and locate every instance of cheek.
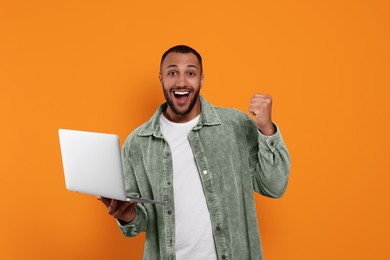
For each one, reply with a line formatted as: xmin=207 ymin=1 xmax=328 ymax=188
xmin=191 ymin=79 xmax=202 ymax=89
xmin=189 ymin=77 xmax=202 ymax=86
xmin=162 ymin=85 xmax=170 ymax=93
xmin=160 ymin=81 xmax=170 ymax=91
xmin=161 ymin=78 xmax=175 ymax=87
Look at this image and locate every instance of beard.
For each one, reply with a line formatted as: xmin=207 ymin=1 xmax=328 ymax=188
xmin=163 ymin=84 xmax=201 ymax=116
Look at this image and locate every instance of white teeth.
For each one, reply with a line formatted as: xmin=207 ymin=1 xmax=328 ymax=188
xmin=174 ymin=91 xmax=189 ymax=95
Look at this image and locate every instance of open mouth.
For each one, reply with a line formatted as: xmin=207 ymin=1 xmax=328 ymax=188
xmin=173 ymin=90 xmax=190 ymax=103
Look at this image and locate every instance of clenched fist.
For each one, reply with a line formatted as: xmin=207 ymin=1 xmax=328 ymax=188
xmin=248 ymin=94 xmax=275 ymax=136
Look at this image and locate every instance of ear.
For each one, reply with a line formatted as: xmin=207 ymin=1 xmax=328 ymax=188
xmin=200 ymin=73 xmax=204 ymax=88
xmin=159 ymin=73 xmax=162 ymax=83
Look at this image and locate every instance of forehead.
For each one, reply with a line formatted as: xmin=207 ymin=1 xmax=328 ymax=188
xmin=161 ymin=52 xmax=200 ymax=70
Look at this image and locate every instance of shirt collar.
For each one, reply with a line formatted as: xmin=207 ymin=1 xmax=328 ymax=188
xmin=137 ymin=96 xmax=221 ymax=138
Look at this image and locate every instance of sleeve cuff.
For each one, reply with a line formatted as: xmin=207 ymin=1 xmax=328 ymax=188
xmin=116 ymin=206 xmax=144 ymax=236
xmin=257 ymin=123 xmax=283 ymax=152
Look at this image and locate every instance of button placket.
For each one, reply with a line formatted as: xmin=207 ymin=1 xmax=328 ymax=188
xmin=161 ymin=140 xmax=175 ymax=251
xmin=189 ymin=131 xmax=228 ymax=259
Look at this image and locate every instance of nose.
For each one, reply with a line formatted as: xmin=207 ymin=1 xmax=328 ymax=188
xmin=175 ymin=74 xmax=187 ymax=87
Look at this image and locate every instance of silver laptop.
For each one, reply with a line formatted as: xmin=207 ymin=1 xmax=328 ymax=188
xmin=58 ymin=129 xmax=165 ymax=205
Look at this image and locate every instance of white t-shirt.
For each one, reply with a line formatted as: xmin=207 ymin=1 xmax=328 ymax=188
xmin=159 ymin=114 xmax=217 ymax=260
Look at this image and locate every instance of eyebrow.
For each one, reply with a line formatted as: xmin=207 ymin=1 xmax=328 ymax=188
xmin=166 ymin=64 xmax=199 ymax=70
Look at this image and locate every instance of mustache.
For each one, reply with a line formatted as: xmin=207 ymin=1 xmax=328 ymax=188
xmin=170 ymin=87 xmax=193 ymax=91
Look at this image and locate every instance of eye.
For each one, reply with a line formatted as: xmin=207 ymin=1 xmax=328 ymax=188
xmin=187 ymin=71 xmax=196 ymax=76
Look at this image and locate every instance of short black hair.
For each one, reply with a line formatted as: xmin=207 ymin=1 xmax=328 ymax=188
xmin=160 ymin=45 xmax=203 ymax=73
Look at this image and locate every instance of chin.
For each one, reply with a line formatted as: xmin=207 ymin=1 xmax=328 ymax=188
xmin=171 ymin=105 xmax=191 ymax=116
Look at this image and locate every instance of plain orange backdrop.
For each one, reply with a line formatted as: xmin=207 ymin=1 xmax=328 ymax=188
xmin=1 ymin=0 xmax=389 ymax=259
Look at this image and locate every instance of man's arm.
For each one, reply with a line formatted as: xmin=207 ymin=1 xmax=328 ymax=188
xmin=247 ymin=93 xmax=290 ymax=198
xmin=98 ymin=142 xmax=149 ymax=237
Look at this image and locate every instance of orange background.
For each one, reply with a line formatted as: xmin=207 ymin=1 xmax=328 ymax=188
xmin=1 ymin=0 xmax=389 ymax=259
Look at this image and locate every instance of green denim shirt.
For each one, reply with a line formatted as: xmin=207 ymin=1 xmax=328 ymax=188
xmin=118 ymin=96 xmax=290 ymax=260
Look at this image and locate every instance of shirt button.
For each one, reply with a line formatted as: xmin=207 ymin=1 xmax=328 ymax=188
xmin=168 ymin=211 xmax=172 ymax=215
xmin=203 ymin=170 xmax=208 ymax=175
xmin=222 ymin=255 xmax=226 ymax=259
xmin=216 ymin=226 xmax=221 ymax=231
xmin=167 ymin=182 xmax=171 ymax=185
xmin=270 ymin=141 xmax=275 ymax=146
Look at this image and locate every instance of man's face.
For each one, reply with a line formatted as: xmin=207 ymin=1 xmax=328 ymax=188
xmin=159 ymin=52 xmax=204 ymax=120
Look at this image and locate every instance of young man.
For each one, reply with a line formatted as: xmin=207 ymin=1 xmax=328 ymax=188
xmin=98 ymin=45 xmax=290 ymax=260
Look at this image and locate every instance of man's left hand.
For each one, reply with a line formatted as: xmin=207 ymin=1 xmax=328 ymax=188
xmin=249 ymin=93 xmax=275 ymax=136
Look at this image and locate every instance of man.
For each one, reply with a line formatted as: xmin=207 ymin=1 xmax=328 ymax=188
xmin=98 ymin=45 xmax=290 ymax=260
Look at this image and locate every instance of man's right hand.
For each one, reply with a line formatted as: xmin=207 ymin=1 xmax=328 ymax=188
xmin=97 ymin=196 xmax=137 ymax=223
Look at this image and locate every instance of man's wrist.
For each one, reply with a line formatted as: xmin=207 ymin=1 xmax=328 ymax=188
xmin=258 ymin=124 xmax=276 ymax=136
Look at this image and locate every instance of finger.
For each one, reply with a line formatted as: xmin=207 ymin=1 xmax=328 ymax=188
xmin=248 ymin=107 xmax=259 ymax=116
xmin=251 ymin=97 xmax=272 ymax=105
xmin=249 ymin=102 xmax=267 ymax=110
xmin=251 ymin=94 xmax=272 ymax=103
xmin=249 ymin=100 xmax=272 ymax=111
xmin=249 ymin=104 xmax=272 ymax=117
xmin=249 ymin=94 xmax=272 ymax=115
xmin=108 ymin=200 xmax=119 ymax=215
xmin=248 ymin=102 xmax=262 ymax=114
xmin=97 ymin=196 xmax=112 ymax=208
xmin=113 ymin=202 xmax=137 ymax=219
xmin=252 ymin=93 xmax=272 ymax=99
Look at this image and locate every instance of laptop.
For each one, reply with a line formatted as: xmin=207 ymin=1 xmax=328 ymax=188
xmin=58 ymin=129 xmax=166 ymax=205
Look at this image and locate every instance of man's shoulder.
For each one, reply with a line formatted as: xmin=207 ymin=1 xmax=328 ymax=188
xmin=212 ymin=106 xmax=251 ymax=122
xmin=122 ymin=121 xmax=150 ymax=148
